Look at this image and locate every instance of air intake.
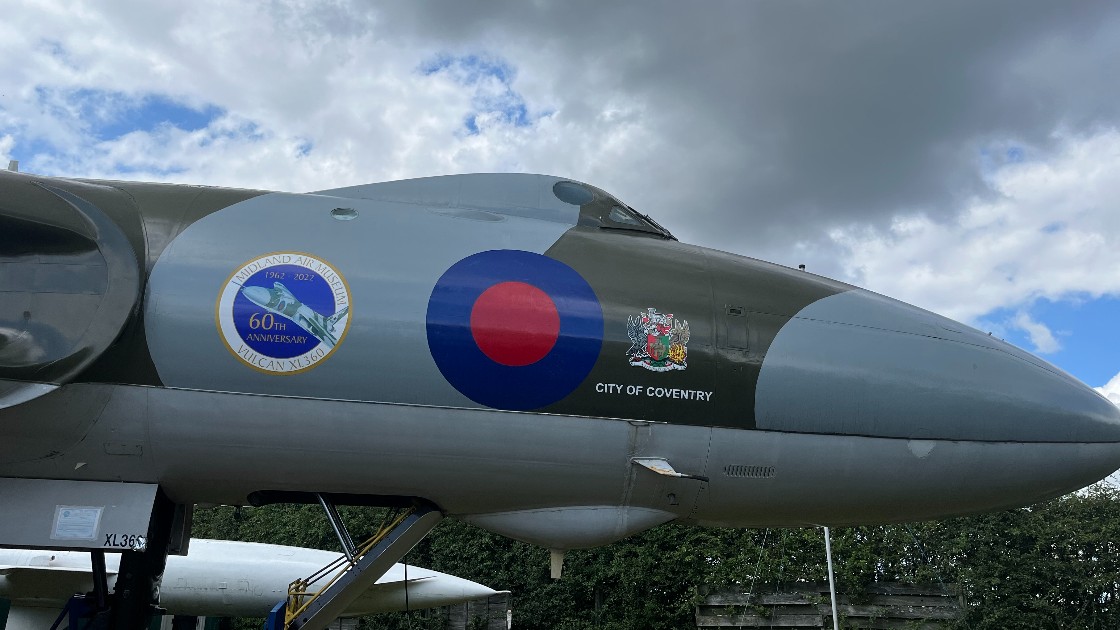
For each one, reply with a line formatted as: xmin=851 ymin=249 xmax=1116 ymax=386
xmin=723 ymin=465 xmax=775 ymax=479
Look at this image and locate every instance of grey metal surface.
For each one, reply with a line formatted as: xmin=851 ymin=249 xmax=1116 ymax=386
xmin=700 ymin=424 xmax=1120 ymax=527
xmin=755 ymin=289 xmax=1120 ymax=442
xmin=144 ymin=188 xmax=573 ymax=406
xmin=0 ymin=384 xmax=112 ymax=467
xmin=141 ymin=386 xmax=661 ymax=516
xmin=3 ymin=379 xmax=1116 ymax=532
xmin=463 ymin=506 xmax=676 ymax=549
xmin=0 ymin=380 xmax=57 ymax=410
xmin=314 ymin=173 xmax=582 ymax=225
xmin=0 ymin=383 xmax=155 ymax=493
xmin=0 ymin=479 xmax=156 ymax=550
xmin=0 ymin=381 xmax=709 ymax=540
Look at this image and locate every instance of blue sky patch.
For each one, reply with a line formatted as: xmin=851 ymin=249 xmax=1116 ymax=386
xmin=110 ymin=162 xmax=187 ymax=177
xmin=464 ymin=114 xmax=479 ymax=135
xmin=33 ymin=87 xmax=223 ymax=144
xmin=5 ymin=134 xmax=55 ymax=165
xmin=1 ymin=88 xmax=255 ymax=177
xmin=86 ymin=91 xmax=222 ymax=139
xmin=420 ymin=53 xmax=538 ymax=135
xmin=977 ymin=296 xmax=1120 ymax=387
xmin=421 ymin=54 xmax=513 ymax=84
xmin=978 ymin=143 xmax=1032 ymax=179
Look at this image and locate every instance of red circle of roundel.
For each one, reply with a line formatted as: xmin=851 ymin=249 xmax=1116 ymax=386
xmin=427 ymin=249 xmax=604 ymax=410
xmin=470 ymin=281 xmax=560 ymax=366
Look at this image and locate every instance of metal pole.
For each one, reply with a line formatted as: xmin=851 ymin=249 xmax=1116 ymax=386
xmin=824 ymin=527 xmax=840 ymax=630
xmin=316 ymin=493 xmax=356 ymax=562
xmin=90 ymin=549 xmax=109 ymax=610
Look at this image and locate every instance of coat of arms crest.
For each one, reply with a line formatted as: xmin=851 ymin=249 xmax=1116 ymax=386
xmin=627 ymin=308 xmax=690 ymax=372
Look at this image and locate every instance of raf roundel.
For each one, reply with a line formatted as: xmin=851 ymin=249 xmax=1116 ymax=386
xmin=427 ymin=250 xmax=604 ymax=410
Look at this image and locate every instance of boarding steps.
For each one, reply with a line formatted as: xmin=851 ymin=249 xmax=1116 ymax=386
xmin=265 ymin=496 xmax=441 ymax=630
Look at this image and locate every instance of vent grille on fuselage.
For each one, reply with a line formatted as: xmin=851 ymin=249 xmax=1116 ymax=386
xmin=723 ymin=465 xmax=775 ymax=479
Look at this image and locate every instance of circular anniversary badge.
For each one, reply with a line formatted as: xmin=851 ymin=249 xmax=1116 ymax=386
xmin=216 ymin=252 xmax=352 ymax=375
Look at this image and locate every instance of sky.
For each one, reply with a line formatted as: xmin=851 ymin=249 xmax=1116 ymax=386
xmin=3 ymin=1 xmax=1120 ymax=404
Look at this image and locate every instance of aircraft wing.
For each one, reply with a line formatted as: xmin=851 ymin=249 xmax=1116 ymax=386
xmin=0 ymin=540 xmax=499 ymax=618
xmin=0 ymin=564 xmax=117 ymax=606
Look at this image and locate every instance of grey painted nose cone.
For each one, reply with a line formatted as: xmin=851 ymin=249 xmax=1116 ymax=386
xmin=756 ymin=290 xmax=1120 ymax=444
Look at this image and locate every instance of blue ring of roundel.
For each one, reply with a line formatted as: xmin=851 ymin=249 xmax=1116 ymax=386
xmin=426 ymin=249 xmax=604 ymax=410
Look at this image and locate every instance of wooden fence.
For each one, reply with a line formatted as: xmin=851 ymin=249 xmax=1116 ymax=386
xmin=442 ymin=592 xmax=511 ymax=630
xmin=695 ymin=582 xmax=962 ymax=629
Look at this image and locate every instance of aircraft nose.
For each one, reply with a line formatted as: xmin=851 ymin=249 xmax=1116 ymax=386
xmin=755 ymin=289 xmax=1120 ymax=447
xmin=241 ymin=285 xmax=272 ymax=307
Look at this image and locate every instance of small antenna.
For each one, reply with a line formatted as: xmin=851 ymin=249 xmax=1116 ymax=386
xmin=7 ymin=160 xmax=17 ymax=172
xmin=798 ymin=264 xmax=806 ymax=271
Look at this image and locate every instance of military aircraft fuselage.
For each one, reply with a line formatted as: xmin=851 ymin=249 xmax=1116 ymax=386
xmin=1 ymin=170 xmax=1118 ymax=550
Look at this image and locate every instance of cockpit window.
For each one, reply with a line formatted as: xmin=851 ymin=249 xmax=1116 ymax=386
xmin=608 ymin=205 xmax=645 ymax=226
xmin=602 ymin=204 xmax=677 ymax=240
xmin=569 ymin=182 xmax=677 ymax=240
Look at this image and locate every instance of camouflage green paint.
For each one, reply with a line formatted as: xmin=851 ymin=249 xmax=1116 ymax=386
xmin=544 ymin=225 xmax=847 ymax=428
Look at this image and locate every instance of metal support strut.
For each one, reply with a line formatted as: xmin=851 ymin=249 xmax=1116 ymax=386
xmin=101 ymin=490 xmax=175 ymax=630
xmin=316 ymin=493 xmax=356 ymax=562
xmin=277 ymin=497 xmax=442 ymax=630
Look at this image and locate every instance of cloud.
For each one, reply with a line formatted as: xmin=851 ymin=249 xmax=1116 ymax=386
xmin=828 ymin=129 xmax=1120 ymax=324
xmin=5 ymin=2 xmax=1120 ymax=363
xmin=1010 ymin=311 xmax=1061 ymax=354
xmin=3 ymin=2 xmax=1120 ymax=246
xmin=357 ymin=2 xmax=1120 ymax=260
xmin=1095 ymin=372 xmax=1120 ymax=406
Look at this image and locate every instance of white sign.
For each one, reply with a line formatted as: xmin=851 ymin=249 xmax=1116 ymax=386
xmin=52 ymin=506 xmax=103 ymax=540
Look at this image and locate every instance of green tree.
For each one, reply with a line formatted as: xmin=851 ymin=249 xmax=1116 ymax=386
xmin=190 ymin=484 xmax=1120 ymax=629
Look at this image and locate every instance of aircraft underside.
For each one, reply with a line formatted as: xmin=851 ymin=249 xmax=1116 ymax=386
xmin=2 ymin=382 xmax=1114 ymax=540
